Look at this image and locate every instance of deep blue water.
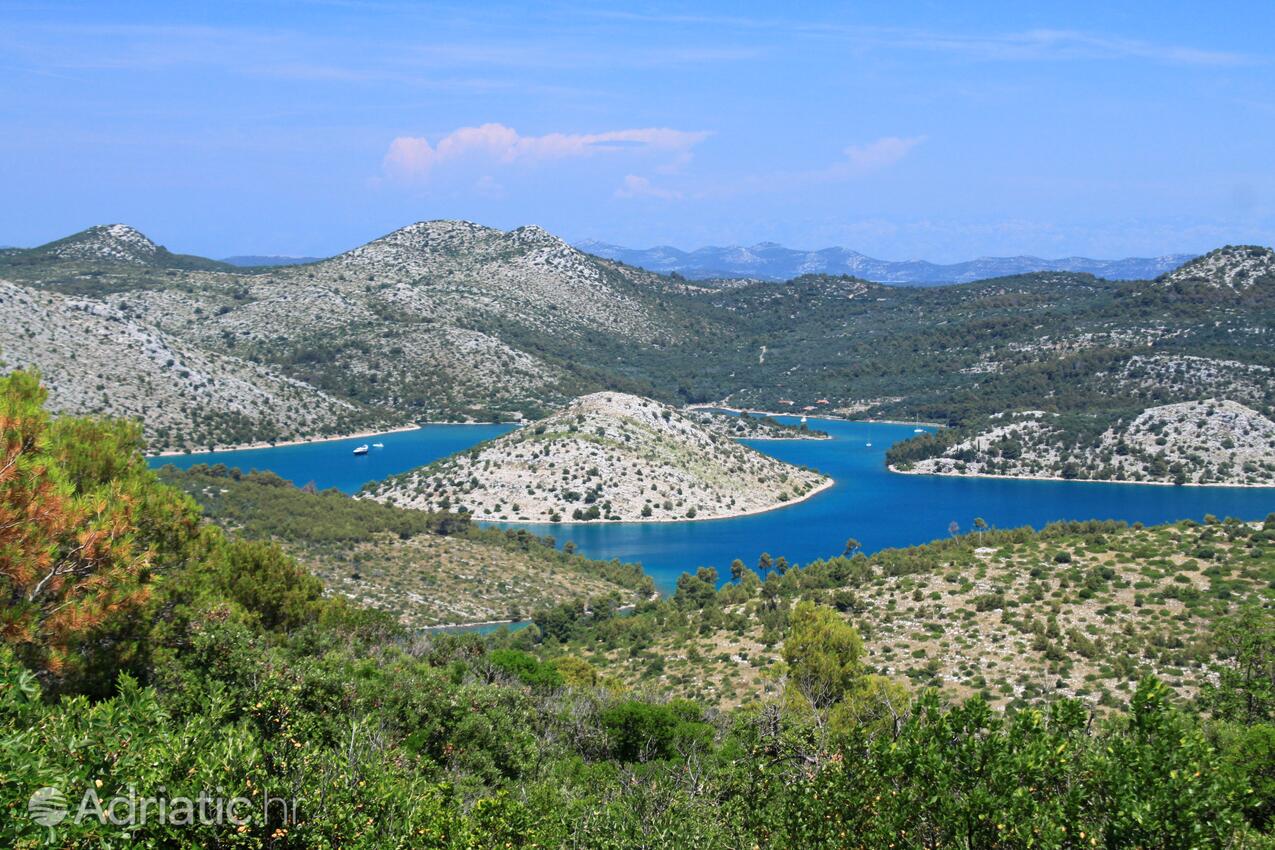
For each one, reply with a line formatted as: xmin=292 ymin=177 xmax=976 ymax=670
xmin=150 ymin=417 xmax=1275 ymax=593
xmin=149 ymin=424 xmax=517 ymax=493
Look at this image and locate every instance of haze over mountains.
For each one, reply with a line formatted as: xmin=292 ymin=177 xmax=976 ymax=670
xmin=221 ymin=255 xmax=324 ymax=267
xmin=576 ymin=239 xmax=1196 ymax=285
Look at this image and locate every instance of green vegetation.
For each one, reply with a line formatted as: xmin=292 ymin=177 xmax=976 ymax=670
xmin=2 ymin=371 xmax=1275 ymax=846
xmin=157 ymin=463 xmax=652 ymax=626
xmin=535 ymin=517 xmax=1275 ymax=712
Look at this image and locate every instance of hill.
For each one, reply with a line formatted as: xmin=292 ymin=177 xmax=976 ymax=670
xmin=361 ymin=391 xmax=831 ymax=522
xmin=0 ymin=279 xmax=384 ymax=450
xmin=578 ymin=238 xmax=1195 ymax=284
xmin=888 ymin=400 xmax=1275 ymax=485
xmin=1155 ymin=244 xmax=1275 ymax=297
xmin=0 ymin=220 xmax=714 ymax=446
xmin=2 ymin=220 xmax=1271 ymax=474
xmin=5 ymin=224 xmax=234 ymax=271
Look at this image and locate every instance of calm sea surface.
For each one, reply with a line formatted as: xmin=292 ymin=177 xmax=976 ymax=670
xmin=150 ymin=424 xmax=517 ymax=492
xmin=151 ymin=417 xmax=1275 ymax=592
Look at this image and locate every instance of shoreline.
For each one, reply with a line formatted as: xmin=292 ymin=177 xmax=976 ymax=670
xmin=147 ymin=405 xmax=933 ymax=459
xmin=737 ymin=434 xmax=832 ymax=441
xmin=689 ymin=404 xmax=943 ymax=429
xmin=888 ymin=464 xmax=1275 ymax=489
xmin=690 ymin=403 xmax=848 ymax=422
xmin=146 ymin=421 xmax=507 ymax=458
xmin=861 ymin=418 xmax=945 ymax=428
xmin=468 ymin=474 xmax=837 ymax=526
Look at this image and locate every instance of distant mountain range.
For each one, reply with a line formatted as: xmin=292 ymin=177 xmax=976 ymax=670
xmin=221 ymin=255 xmax=323 ymax=267
xmin=575 ymin=240 xmax=1197 ymax=285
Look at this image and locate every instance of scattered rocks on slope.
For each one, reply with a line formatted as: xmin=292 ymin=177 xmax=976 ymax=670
xmin=362 ymin=391 xmax=831 ymax=521
xmin=1158 ymin=245 xmax=1275 ymax=293
xmin=899 ymin=399 xmax=1275 ymax=486
xmin=0 ymin=279 xmax=381 ymax=452
xmin=41 ymin=224 xmax=160 ymax=265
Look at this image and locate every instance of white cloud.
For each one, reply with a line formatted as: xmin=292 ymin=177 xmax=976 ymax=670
xmin=614 ymin=175 xmax=682 ymax=200
xmin=839 ymin=136 xmax=925 ymax=175
xmin=383 ymin=123 xmax=710 ymax=181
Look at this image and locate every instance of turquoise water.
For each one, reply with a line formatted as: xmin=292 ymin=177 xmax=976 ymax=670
xmin=150 ymin=417 xmax=1275 ymax=593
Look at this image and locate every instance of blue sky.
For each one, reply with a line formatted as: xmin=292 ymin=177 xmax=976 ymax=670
xmin=1 ymin=2 xmax=1272 ymax=261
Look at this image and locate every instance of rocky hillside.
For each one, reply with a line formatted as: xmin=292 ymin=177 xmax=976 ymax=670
xmin=1157 ymin=244 xmax=1275 ymax=294
xmin=3 ymin=221 xmax=1272 ymax=460
xmin=7 ymin=224 xmax=232 ymax=271
xmin=362 ymin=392 xmax=830 ymax=522
xmin=1096 ymin=355 xmax=1274 ymax=416
xmin=0 ymin=220 xmax=709 ymax=445
xmin=325 ymin=220 xmax=678 ymax=342
xmin=40 ymin=224 xmax=160 ymax=264
xmin=550 ymin=517 xmax=1275 ymax=711
xmin=0 ymin=279 xmax=383 ymax=451
xmin=892 ymin=399 xmax=1275 ymax=486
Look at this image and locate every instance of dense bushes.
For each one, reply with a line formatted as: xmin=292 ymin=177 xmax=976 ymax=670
xmin=161 ymin=464 xmax=654 ymax=597
xmin=599 ymin=699 xmax=712 ymax=762
xmin=155 ymin=464 xmax=471 ymax=543
xmin=2 ymin=372 xmax=1273 ymax=847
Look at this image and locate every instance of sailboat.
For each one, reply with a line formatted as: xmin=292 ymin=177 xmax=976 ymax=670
xmin=907 ymin=407 xmax=926 ymax=432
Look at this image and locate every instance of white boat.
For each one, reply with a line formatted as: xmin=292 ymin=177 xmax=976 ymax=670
xmin=371 ymin=442 xmax=384 ymax=448
xmin=800 ymin=416 xmax=807 ymax=424
xmin=352 ymin=444 xmax=369 ymax=455
xmin=865 ymin=442 xmax=872 ymax=447
xmin=914 ymin=428 xmax=925 ymax=433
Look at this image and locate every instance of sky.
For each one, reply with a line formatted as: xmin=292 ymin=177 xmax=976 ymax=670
xmin=1 ymin=2 xmax=1272 ymax=262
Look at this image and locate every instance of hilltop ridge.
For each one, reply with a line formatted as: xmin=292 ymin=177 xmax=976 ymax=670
xmin=1157 ymin=245 xmax=1275 ymax=294
xmin=1 ymin=219 xmax=1271 ymax=466
xmin=9 ymin=224 xmax=234 ymax=271
xmin=0 ymin=219 xmax=709 ymax=447
xmin=41 ymin=223 xmax=160 ymax=264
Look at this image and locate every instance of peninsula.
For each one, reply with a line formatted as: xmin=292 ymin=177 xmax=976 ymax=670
xmin=361 ymin=391 xmax=831 ymax=522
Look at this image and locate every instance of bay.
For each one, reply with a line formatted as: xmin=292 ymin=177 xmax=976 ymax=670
xmin=150 ymin=417 xmax=1275 ymax=593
